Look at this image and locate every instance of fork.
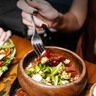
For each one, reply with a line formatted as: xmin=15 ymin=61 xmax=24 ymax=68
xmin=30 ymin=15 xmax=45 ymax=57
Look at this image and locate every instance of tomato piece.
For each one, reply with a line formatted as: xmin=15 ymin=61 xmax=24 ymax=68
xmin=58 ymin=57 xmax=71 ymax=67
xmin=51 ymin=59 xmax=59 ymax=66
xmin=4 ymin=47 xmax=11 ymax=56
xmin=0 ymin=61 xmax=3 ymax=66
xmin=67 ymin=70 xmax=78 ymax=78
xmin=39 ymin=48 xmax=50 ymax=61
xmin=58 ymin=57 xmax=66 ymax=63
xmin=50 ymin=55 xmax=59 ymax=66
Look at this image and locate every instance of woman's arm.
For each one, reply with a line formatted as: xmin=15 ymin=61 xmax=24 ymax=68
xmin=57 ymin=0 xmax=88 ymax=32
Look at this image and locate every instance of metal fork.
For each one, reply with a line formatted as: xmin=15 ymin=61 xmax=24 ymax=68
xmin=30 ymin=15 xmax=45 ymax=57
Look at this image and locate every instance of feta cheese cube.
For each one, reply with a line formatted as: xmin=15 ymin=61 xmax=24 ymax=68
xmin=41 ymin=57 xmax=49 ymax=64
xmin=32 ymin=74 xmax=42 ymax=82
xmin=64 ymin=59 xmax=70 ymax=64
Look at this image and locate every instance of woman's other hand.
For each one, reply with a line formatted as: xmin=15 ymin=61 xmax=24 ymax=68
xmin=0 ymin=28 xmax=12 ymax=41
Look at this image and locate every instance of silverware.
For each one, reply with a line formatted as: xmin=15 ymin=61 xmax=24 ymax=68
xmin=30 ymin=15 xmax=45 ymax=57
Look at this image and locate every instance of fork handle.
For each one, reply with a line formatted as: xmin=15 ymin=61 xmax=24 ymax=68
xmin=30 ymin=15 xmax=37 ymax=35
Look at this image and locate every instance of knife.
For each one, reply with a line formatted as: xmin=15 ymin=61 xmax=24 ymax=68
xmin=9 ymin=78 xmax=20 ymax=96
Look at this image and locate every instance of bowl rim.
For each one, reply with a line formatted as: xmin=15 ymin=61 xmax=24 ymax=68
xmin=19 ymin=46 xmax=87 ymax=88
xmin=90 ymin=83 xmax=96 ymax=96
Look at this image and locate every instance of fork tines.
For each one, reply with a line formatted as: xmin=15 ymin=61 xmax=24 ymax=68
xmin=30 ymin=15 xmax=45 ymax=57
xmin=33 ymin=43 xmax=45 ymax=57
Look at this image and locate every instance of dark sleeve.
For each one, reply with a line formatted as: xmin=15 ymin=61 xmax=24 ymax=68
xmin=0 ymin=0 xmax=26 ymax=33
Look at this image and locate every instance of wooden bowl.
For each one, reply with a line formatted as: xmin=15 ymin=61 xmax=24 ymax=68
xmin=17 ymin=46 xmax=87 ymax=96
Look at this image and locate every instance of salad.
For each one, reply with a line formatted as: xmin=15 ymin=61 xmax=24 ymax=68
xmin=25 ymin=49 xmax=79 ymax=85
xmin=0 ymin=39 xmax=16 ymax=77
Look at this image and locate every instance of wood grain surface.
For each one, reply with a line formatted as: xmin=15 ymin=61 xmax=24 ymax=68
xmin=0 ymin=35 xmax=96 ymax=96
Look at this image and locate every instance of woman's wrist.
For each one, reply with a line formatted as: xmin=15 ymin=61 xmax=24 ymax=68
xmin=51 ymin=12 xmax=66 ymax=32
xmin=51 ymin=11 xmax=80 ymax=33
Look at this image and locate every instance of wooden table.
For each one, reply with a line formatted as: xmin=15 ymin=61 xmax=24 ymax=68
xmin=0 ymin=35 xmax=96 ymax=96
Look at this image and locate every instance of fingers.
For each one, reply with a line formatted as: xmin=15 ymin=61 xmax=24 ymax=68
xmin=0 ymin=28 xmax=12 ymax=41
xmin=17 ymin=0 xmax=37 ymax=14
xmin=17 ymin=0 xmax=48 ymax=14
xmin=5 ymin=30 xmax=12 ymax=41
xmin=23 ymin=18 xmax=43 ymax=31
xmin=17 ymin=0 xmax=48 ymax=28
xmin=26 ymin=0 xmax=50 ymax=12
xmin=22 ymin=11 xmax=48 ymax=28
xmin=26 ymin=0 xmax=58 ymax=20
xmin=17 ymin=0 xmax=56 ymax=29
xmin=27 ymin=25 xmax=43 ymax=31
xmin=0 ymin=32 xmax=7 ymax=41
xmin=0 ymin=28 xmax=4 ymax=38
xmin=22 ymin=11 xmax=31 ymax=22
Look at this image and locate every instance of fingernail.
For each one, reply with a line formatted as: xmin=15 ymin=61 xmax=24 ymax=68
xmin=32 ymin=10 xmax=38 ymax=14
xmin=40 ymin=24 xmax=48 ymax=29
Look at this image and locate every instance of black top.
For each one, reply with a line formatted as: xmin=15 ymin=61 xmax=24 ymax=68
xmin=0 ymin=0 xmax=26 ymax=36
xmin=46 ymin=0 xmax=73 ymax=6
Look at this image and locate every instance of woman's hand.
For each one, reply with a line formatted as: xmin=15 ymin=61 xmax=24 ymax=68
xmin=0 ymin=28 xmax=11 ymax=41
xmin=17 ymin=0 xmax=87 ymax=32
xmin=17 ymin=0 xmax=61 ymax=31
